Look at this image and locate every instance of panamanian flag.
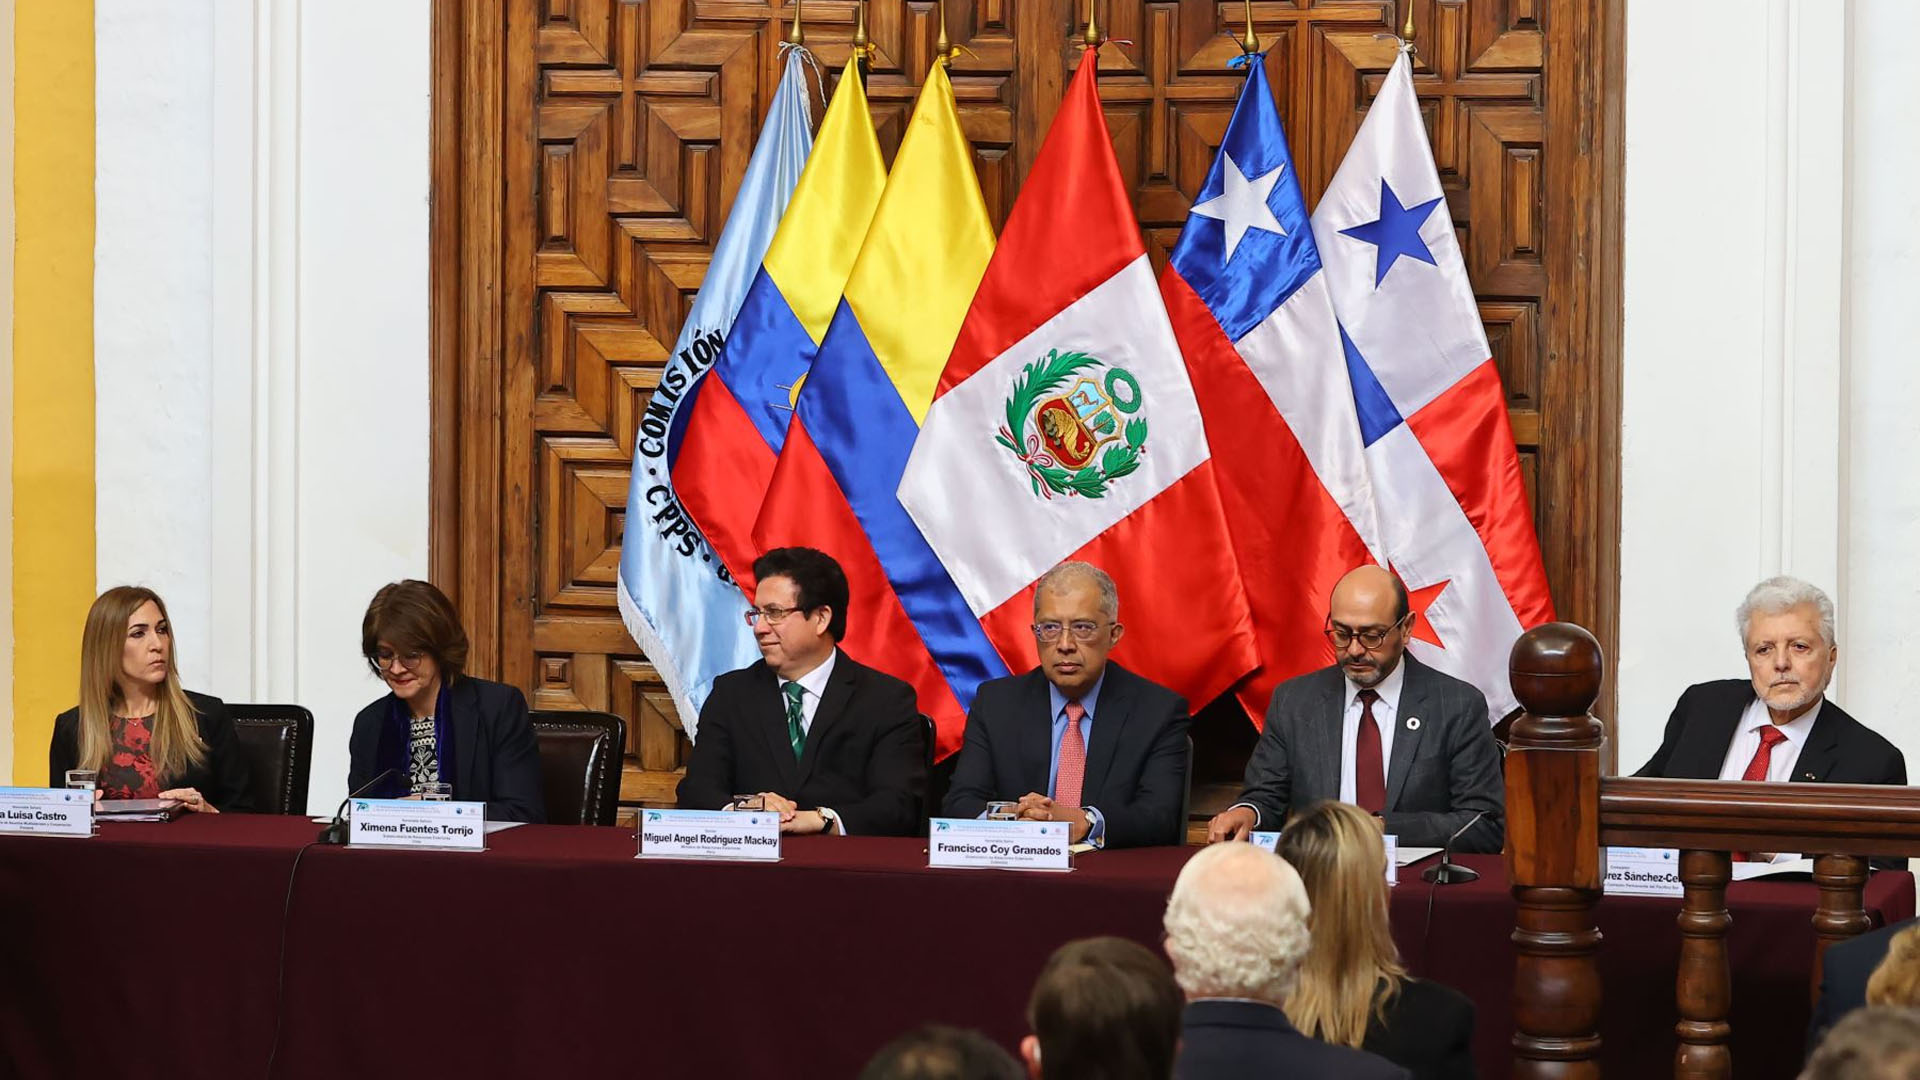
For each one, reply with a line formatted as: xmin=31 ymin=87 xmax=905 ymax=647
xmin=899 ymin=52 xmax=1258 ymax=710
xmin=1309 ymin=50 xmax=1554 ymax=718
xmin=1159 ymin=58 xmax=1382 ymax=723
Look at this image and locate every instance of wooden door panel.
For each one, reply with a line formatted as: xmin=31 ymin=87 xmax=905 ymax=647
xmin=434 ymin=0 xmax=1624 ymax=817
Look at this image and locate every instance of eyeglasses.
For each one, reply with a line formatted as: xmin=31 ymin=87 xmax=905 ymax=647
xmin=1032 ymin=621 xmax=1106 ymax=643
xmin=1324 ymin=616 xmax=1408 ymax=651
xmin=373 ymin=649 xmax=427 ymax=672
xmin=744 ymin=605 xmax=814 ymax=627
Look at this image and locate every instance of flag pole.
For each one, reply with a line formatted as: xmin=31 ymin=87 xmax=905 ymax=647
xmin=935 ymin=0 xmax=953 ymax=67
xmin=1400 ymin=0 xmax=1417 ymax=55
xmin=1238 ymin=0 xmax=1259 ymax=56
xmin=853 ymin=0 xmax=870 ymax=81
xmin=786 ymin=0 xmax=804 ymax=45
xmin=1084 ymin=0 xmax=1102 ymax=49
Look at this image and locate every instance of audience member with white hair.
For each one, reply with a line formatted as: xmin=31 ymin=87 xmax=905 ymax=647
xmin=1801 ymin=1007 xmax=1920 ymax=1080
xmin=1635 ymin=576 xmax=1903 ymax=794
xmin=1163 ymin=842 xmax=1409 ymax=1080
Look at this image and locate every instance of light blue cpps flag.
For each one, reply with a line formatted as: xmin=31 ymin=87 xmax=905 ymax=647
xmin=616 ymin=48 xmax=815 ymax=737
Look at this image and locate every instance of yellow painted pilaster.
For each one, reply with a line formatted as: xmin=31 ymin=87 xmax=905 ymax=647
xmin=13 ymin=0 xmax=93 ymax=782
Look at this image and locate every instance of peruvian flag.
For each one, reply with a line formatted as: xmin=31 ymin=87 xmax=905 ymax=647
xmin=1308 ymin=51 xmax=1554 ymax=718
xmin=899 ymin=51 xmax=1258 ymax=708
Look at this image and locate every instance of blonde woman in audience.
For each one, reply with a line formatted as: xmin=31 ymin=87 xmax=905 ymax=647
xmin=1279 ymin=800 xmax=1475 ymax=1080
xmin=1866 ymin=924 xmax=1920 ymax=1006
xmin=49 ymin=586 xmax=252 ymax=811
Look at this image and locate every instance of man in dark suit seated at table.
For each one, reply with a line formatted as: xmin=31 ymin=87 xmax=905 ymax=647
xmin=1165 ymin=842 xmax=1409 ymax=1080
xmin=1636 ymin=576 xmax=1903 ymax=790
xmin=941 ymin=562 xmax=1190 ymax=849
xmin=676 ymin=546 xmax=925 ymax=836
xmin=1206 ymin=564 xmax=1504 ymax=852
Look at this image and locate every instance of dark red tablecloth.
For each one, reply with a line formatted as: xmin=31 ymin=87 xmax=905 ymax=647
xmin=0 ymin=817 xmax=1908 ymax=1079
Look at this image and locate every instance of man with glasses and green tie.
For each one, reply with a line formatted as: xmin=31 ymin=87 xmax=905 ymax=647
xmin=675 ymin=547 xmax=926 ymax=836
xmin=1206 ymin=564 xmax=1504 ymax=853
xmin=941 ymin=562 xmax=1191 ymax=848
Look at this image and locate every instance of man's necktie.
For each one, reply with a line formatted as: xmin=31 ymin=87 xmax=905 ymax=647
xmin=1355 ymin=689 xmax=1386 ymax=813
xmin=783 ymin=681 xmax=806 ymax=761
xmin=1055 ymin=702 xmax=1087 ymax=808
xmin=1732 ymin=725 xmax=1789 ymax=860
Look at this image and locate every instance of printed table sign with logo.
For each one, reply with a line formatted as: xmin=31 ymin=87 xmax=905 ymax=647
xmin=1249 ymin=831 xmax=1280 ymax=853
xmin=348 ymin=798 xmax=487 ymax=851
xmin=928 ymin=818 xmax=1072 ymax=872
xmin=0 ymin=786 xmax=93 ymax=837
xmin=1603 ymin=846 xmax=1684 ymax=897
xmin=637 ymin=808 xmax=781 ymax=862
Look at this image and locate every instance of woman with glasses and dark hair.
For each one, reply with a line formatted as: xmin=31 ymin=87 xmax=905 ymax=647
xmin=51 ymin=586 xmax=253 ymax=812
xmin=346 ymin=579 xmax=546 ymax=822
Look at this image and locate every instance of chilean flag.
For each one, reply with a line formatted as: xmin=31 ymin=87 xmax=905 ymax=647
xmin=899 ymin=52 xmax=1258 ymax=709
xmin=1158 ymin=59 xmax=1381 ymax=722
xmin=1309 ymin=51 xmax=1554 ymax=718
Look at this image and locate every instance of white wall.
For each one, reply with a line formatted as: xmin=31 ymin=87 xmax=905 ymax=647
xmin=1620 ymin=0 xmax=1920 ymax=774
xmin=95 ymin=0 xmax=430 ymax=812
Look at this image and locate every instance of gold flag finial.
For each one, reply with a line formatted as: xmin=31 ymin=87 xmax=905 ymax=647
xmin=786 ymin=0 xmax=805 ymax=46
xmin=935 ymin=0 xmax=953 ymax=67
xmin=1083 ymin=0 xmax=1101 ymax=49
xmin=1401 ymin=0 xmax=1416 ymax=45
xmin=1239 ymin=0 xmax=1259 ymax=55
xmin=853 ymin=0 xmax=869 ymax=55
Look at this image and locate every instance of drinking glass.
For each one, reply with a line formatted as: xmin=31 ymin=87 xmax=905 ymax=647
xmin=64 ymin=769 xmax=98 ymax=792
xmin=986 ymin=800 xmax=1020 ymax=821
xmin=417 ymin=782 xmax=453 ymax=802
xmin=730 ymin=793 xmax=766 ymax=812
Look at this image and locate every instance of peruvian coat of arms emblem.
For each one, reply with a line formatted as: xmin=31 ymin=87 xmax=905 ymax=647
xmin=995 ymin=349 xmax=1148 ymax=499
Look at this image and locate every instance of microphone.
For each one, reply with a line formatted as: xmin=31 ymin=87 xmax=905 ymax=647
xmin=317 ymin=769 xmax=402 ymax=844
xmin=1420 ymin=810 xmax=1487 ymax=885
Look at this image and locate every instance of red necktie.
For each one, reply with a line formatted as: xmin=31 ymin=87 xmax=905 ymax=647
xmin=1355 ymin=689 xmax=1386 ymax=813
xmin=1732 ymin=726 xmax=1789 ymax=861
xmin=1741 ymin=725 xmax=1789 ymax=782
xmin=1055 ymin=702 xmax=1087 ymax=807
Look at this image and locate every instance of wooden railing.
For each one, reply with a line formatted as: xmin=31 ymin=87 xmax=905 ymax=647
xmin=1505 ymin=623 xmax=1920 ymax=1080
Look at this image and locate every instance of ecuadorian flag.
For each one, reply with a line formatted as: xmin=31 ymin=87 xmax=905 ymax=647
xmin=753 ymin=65 xmax=1006 ymax=756
xmin=674 ymin=64 xmax=885 ymax=592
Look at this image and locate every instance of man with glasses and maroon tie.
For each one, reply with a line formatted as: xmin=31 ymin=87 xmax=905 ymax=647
xmin=675 ymin=546 xmax=927 ymax=836
xmin=941 ymin=562 xmax=1191 ymax=849
xmin=1207 ymin=565 xmax=1505 ymax=853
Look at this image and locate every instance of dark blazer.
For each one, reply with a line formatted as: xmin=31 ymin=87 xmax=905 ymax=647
xmin=676 ymin=652 xmax=925 ymax=837
xmin=1364 ymin=978 xmax=1478 ymax=1080
xmin=1808 ymin=917 xmax=1911 ymax=1057
xmin=941 ymin=662 xmax=1189 ymax=848
xmin=51 ymin=691 xmax=255 ymax=812
xmin=1635 ymin=680 xmax=1905 ymax=786
xmin=348 ymin=676 xmax=546 ymax=823
xmin=1235 ymin=654 xmax=1504 ymax=852
xmin=1176 ymin=1000 xmax=1410 ymax=1080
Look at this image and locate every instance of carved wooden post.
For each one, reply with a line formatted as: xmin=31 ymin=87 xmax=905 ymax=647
xmin=1674 ymin=849 xmax=1732 ymax=1079
xmin=1507 ymin=623 xmax=1606 ymax=1079
xmin=1811 ymin=854 xmax=1870 ymax=1004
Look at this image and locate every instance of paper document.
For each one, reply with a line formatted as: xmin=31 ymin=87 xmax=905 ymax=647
xmin=1396 ymin=846 xmax=1443 ymax=867
xmin=1730 ymin=857 xmax=1814 ymax=881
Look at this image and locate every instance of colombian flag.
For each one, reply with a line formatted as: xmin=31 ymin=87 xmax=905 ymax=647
xmin=753 ymin=65 xmax=1006 ymax=756
xmin=674 ymin=65 xmax=885 ymax=591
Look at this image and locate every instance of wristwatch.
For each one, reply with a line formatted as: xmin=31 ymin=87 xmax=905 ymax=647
xmin=817 ymin=807 xmax=839 ymax=833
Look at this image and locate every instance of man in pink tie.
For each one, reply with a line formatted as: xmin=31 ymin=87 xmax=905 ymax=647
xmin=1207 ymin=565 xmax=1506 ymax=852
xmin=941 ymin=562 xmax=1192 ymax=848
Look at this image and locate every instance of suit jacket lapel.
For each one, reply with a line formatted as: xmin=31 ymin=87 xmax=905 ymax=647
xmin=1793 ymin=703 xmax=1843 ymax=782
xmin=794 ymin=657 xmax=854 ymax=788
xmin=1081 ymin=666 xmax=1130 ymax=803
xmin=1386 ymin=657 xmax=1429 ymax=809
xmin=1022 ymin=671 xmax=1054 ymax=797
xmin=751 ymin=664 xmax=801 ymax=790
xmin=1307 ymin=669 xmax=1345 ymax=801
xmin=450 ymin=679 xmax=482 ymax=796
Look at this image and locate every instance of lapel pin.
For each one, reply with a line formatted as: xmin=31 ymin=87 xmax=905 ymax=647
xmin=1405 ymin=717 xmax=1421 ymax=731
xmin=1803 ymin=771 xmax=1816 ymax=781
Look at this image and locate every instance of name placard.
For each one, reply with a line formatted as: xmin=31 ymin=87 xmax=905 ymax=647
xmin=637 ymin=808 xmax=781 ymax=862
xmin=1604 ymin=846 xmax=1683 ymax=897
xmin=0 ymin=787 xmax=93 ymax=837
xmin=928 ymin=818 xmax=1071 ymax=872
xmin=1249 ymin=831 xmax=1280 ymax=853
xmin=348 ymin=799 xmax=487 ymax=851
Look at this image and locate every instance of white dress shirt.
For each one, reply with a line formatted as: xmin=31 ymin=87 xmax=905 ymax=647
xmin=1339 ymin=659 xmax=1407 ymax=805
xmin=1716 ymin=693 xmax=1822 ymax=783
